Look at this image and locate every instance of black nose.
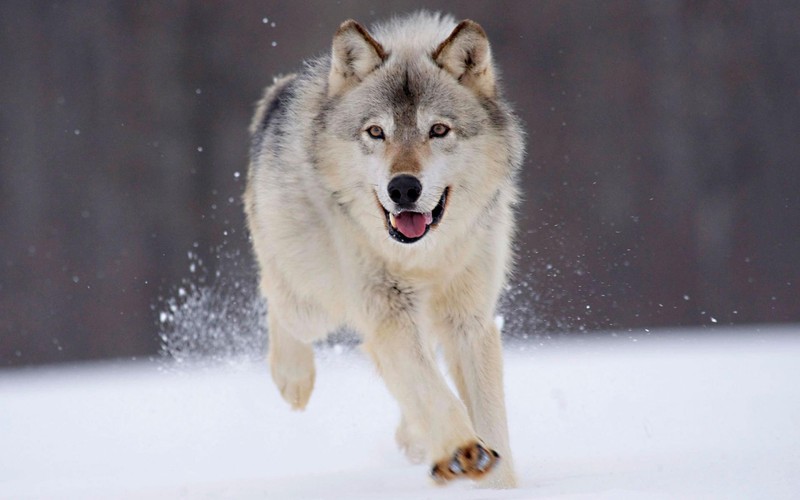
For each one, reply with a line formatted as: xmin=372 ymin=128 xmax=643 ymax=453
xmin=387 ymin=175 xmax=422 ymax=205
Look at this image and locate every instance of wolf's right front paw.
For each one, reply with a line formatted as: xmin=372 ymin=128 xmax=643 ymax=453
xmin=430 ymin=441 xmax=500 ymax=484
xmin=269 ymin=348 xmax=315 ymax=411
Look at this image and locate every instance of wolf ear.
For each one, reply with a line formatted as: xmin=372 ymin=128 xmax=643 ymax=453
xmin=433 ymin=20 xmax=495 ymax=97
xmin=328 ymin=20 xmax=387 ymax=96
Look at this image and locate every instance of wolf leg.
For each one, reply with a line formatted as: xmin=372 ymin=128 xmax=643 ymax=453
xmin=395 ymin=414 xmax=426 ymax=464
xmin=439 ymin=322 xmax=517 ymax=488
xmin=267 ymin=311 xmax=316 ymax=411
xmin=362 ymin=321 xmax=499 ymax=482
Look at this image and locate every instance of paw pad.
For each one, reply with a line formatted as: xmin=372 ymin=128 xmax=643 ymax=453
xmin=430 ymin=442 xmax=500 ymax=484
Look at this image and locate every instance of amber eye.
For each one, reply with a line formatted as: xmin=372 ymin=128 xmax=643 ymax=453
xmin=366 ymin=125 xmax=385 ymax=140
xmin=429 ymin=123 xmax=450 ymax=138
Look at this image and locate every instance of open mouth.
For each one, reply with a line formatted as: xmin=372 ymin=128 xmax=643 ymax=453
xmin=382 ymin=187 xmax=449 ymax=244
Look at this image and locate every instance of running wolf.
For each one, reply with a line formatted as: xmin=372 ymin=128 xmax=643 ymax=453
xmin=244 ymin=11 xmax=524 ymax=488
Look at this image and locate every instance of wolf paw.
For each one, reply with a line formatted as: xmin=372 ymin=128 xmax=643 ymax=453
xmin=395 ymin=418 xmax=426 ymax=464
xmin=276 ymin=370 xmax=314 ymax=410
xmin=430 ymin=441 xmax=500 ymax=484
xmin=269 ymin=349 xmax=315 ymax=411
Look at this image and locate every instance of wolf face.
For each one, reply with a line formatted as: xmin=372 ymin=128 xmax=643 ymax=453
xmin=315 ymin=16 xmax=521 ymax=247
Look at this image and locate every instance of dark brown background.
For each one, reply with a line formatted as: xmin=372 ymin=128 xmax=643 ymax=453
xmin=2 ymin=1 xmax=799 ymax=367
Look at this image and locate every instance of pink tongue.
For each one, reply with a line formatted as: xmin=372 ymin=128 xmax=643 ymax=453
xmin=395 ymin=212 xmax=428 ymax=239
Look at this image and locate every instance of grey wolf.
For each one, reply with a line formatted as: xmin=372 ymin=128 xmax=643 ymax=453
xmin=244 ymin=11 xmax=524 ymax=488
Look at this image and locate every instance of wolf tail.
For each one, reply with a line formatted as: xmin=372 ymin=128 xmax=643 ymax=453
xmin=248 ymin=74 xmax=298 ymax=137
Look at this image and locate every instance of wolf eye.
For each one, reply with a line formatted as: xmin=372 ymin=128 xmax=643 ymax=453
xmin=366 ymin=125 xmax=385 ymax=140
xmin=429 ymin=123 xmax=450 ymax=138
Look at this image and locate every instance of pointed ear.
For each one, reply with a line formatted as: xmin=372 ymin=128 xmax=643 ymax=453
xmin=432 ymin=20 xmax=495 ymax=97
xmin=328 ymin=20 xmax=387 ymax=96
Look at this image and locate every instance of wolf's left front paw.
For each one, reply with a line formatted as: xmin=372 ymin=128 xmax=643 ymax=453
xmin=430 ymin=441 xmax=500 ymax=484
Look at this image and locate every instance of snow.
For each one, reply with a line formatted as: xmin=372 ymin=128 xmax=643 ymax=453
xmin=2 ymin=327 xmax=799 ymax=499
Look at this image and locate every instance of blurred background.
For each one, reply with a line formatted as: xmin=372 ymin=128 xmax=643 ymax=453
xmin=1 ymin=1 xmax=798 ymax=367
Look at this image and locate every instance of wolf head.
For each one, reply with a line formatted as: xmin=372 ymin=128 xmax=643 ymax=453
xmin=316 ymin=13 xmax=523 ymax=249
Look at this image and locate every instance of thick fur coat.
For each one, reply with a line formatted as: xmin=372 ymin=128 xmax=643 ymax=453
xmin=244 ymin=11 xmax=524 ymax=488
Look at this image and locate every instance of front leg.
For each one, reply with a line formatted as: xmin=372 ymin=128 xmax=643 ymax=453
xmin=437 ymin=320 xmax=517 ymax=488
xmin=268 ymin=311 xmax=316 ymax=411
xmin=430 ymin=261 xmax=518 ymax=488
xmin=360 ymin=317 xmax=500 ymax=483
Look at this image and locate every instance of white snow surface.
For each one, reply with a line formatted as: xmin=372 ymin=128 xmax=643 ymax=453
xmin=2 ymin=327 xmax=799 ymax=499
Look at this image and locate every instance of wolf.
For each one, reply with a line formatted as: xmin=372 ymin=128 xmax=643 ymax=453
xmin=244 ymin=11 xmax=524 ymax=488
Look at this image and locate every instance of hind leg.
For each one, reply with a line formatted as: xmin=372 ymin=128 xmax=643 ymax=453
xmin=395 ymin=414 xmax=426 ymax=464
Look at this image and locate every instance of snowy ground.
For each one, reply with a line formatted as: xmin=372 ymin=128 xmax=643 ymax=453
xmin=2 ymin=327 xmax=799 ymax=499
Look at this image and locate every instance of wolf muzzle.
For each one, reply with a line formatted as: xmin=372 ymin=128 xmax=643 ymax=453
xmin=382 ymin=177 xmax=449 ymax=244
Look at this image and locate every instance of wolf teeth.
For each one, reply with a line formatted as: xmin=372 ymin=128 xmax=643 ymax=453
xmin=389 ymin=212 xmax=397 ymax=228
